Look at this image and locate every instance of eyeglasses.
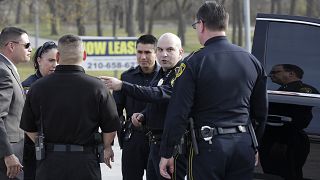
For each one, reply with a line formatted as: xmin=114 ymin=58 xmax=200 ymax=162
xmin=269 ymin=70 xmax=284 ymax=74
xmin=37 ymin=41 xmax=57 ymax=57
xmin=10 ymin=41 xmax=31 ymax=49
xmin=192 ymin=20 xmax=201 ymax=29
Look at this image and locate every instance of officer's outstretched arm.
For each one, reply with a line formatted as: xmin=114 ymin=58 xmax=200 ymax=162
xmin=103 ymin=132 xmax=116 ymax=169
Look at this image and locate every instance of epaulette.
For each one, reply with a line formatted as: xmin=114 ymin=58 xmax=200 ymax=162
xmin=183 ymin=47 xmax=203 ymax=63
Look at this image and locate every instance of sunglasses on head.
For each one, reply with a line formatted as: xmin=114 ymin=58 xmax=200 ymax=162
xmin=10 ymin=41 xmax=31 ymax=49
xmin=37 ymin=41 xmax=57 ymax=57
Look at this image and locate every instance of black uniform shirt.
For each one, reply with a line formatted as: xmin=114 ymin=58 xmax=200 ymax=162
xmin=113 ymin=64 xmax=160 ymax=119
xmin=21 ymin=70 xmax=42 ymax=94
xmin=269 ymin=80 xmax=319 ymax=130
xmin=278 ymin=80 xmax=319 ymax=94
xmin=20 ymin=65 xmax=120 ymax=146
xmin=121 ymin=62 xmax=181 ymax=131
xmin=160 ymin=36 xmax=268 ymax=158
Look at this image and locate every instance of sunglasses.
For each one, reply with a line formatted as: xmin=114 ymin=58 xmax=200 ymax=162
xmin=37 ymin=41 xmax=57 ymax=57
xmin=192 ymin=21 xmax=200 ymax=29
xmin=10 ymin=41 xmax=31 ymax=49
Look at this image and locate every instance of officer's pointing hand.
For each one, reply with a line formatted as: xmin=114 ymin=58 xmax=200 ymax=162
xmin=131 ymin=113 xmax=144 ymax=127
xmin=159 ymin=157 xmax=174 ymax=179
xmin=99 ymin=76 xmax=123 ymax=91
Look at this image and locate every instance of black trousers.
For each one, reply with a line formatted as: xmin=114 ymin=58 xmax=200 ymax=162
xmin=260 ymin=126 xmax=310 ymax=180
xmin=147 ymin=143 xmax=187 ymax=180
xmin=23 ymin=134 xmax=36 ymax=180
xmin=121 ymin=130 xmax=149 ymax=180
xmin=188 ymin=133 xmax=255 ymax=180
xmin=36 ymin=151 xmax=101 ymax=180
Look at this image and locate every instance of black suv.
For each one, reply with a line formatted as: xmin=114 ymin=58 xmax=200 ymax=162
xmin=252 ymin=14 xmax=320 ymax=179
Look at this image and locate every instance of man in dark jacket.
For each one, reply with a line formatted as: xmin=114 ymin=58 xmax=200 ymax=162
xmin=20 ymin=34 xmax=119 ymax=180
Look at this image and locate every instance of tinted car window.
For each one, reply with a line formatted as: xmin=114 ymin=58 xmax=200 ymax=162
xmin=265 ymin=22 xmax=320 ymax=92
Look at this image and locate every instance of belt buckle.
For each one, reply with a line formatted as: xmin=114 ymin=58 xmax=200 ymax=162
xmin=200 ymin=126 xmax=214 ymax=144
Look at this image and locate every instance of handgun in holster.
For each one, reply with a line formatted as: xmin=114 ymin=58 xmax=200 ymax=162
xmin=118 ymin=116 xmax=133 ymax=148
xmin=94 ymin=132 xmax=104 ymax=163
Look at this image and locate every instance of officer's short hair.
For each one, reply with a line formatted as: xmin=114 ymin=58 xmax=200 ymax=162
xmin=136 ymin=35 xmax=157 ymax=50
xmin=196 ymin=1 xmax=229 ymax=31
xmin=58 ymin=34 xmax=83 ymax=64
xmin=281 ymin=64 xmax=304 ymax=79
xmin=0 ymin=27 xmax=28 ymax=48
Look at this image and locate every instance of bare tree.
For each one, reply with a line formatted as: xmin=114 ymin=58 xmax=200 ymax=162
xmin=147 ymin=0 xmax=162 ymax=34
xmin=137 ymin=0 xmax=145 ymax=33
xmin=290 ymin=0 xmax=297 ymax=15
xmin=271 ymin=0 xmax=282 ymax=14
xmin=96 ymin=0 xmax=102 ymax=36
xmin=47 ymin=0 xmax=59 ymax=35
xmin=15 ymin=0 xmax=22 ymax=24
xmin=112 ymin=3 xmax=120 ymax=37
xmin=28 ymin=0 xmax=34 ymax=23
xmin=174 ymin=0 xmax=193 ymax=46
xmin=306 ymin=0 xmax=315 ymax=17
xmin=75 ymin=0 xmax=86 ymax=35
xmin=126 ymin=0 xmax=136 ymax=37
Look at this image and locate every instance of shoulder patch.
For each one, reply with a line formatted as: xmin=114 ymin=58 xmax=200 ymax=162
xmin=176 ymin=63 xmax=186 ymax=78
xmin=170 ymin=63 xmax=186 ymax=86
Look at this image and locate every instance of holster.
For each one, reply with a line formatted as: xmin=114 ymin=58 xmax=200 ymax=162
xmin=94 ymin=132 xmax=104 ymax=163
xmin=176 ymin=131 xmax=189 ymax=155
xmin=118 ymin=116 xmax=133 ymax=149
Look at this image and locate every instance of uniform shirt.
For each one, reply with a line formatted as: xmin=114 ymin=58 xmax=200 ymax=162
xmin=20 ymin=65 xmax=119 ymax=146
xmin=21 ymin=70 xmax=42 ymax=94
xmin=278 ymin=80 xmax=319 ymax=94
xmin=269 ymin=80 xmax=319 ymax=130
xmin=113 ymin=64 xmax=160 ymax=119
xmin=120 ymin=62 xmax=181 ymax=131
xmin=160 ymin=36 xmax=268 ymax=158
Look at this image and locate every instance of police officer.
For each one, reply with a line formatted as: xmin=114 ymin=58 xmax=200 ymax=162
xmin=21 ymin=41 xmax=58 ymax=180
xmin=260 ymin=64 xmax=319 ymax=180
xmin=158 ymin=1 xmax=268 ymax=180
xmin=20 ymin=34 xmax=120 ymax=180
xmin=101 ymin=33 xmax=187 ymax=180
xmin=113 ymin=35 xmax=160 ymax=180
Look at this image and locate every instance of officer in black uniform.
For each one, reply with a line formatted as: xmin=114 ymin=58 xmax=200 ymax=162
xmin=113 ymin=35 xmax=160 ymax=180
xmin=260 ymin=64 xmax=319 ymax=180
xmin=21 ymin=41 xmax=57 ymax=180
xmin=20 ymin=34 xmax=120 ymax=180
xmin=158 ymin=2 xmax=268 ymax=180
xmin=101 ymin=33 xmax=187 ymax=180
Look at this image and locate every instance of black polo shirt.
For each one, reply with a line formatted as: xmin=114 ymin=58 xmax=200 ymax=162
xmin=20 ymin=65 xmax=120 ymax=146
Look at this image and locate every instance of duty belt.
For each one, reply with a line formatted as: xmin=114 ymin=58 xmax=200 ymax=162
xmin=46 ymin=143 xmax=95 ymax=152
xmin=197 ymin=125 xmax=248 ymax=144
